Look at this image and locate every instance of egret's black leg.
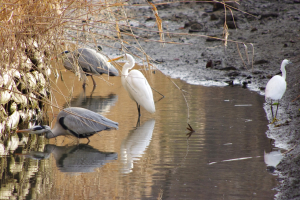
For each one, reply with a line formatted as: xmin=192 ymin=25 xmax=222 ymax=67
xmin=136 ymin=103 xmax=141 ymax=117
xmin=91 ymin=75 xmax=97 ymax=87
xmin=270 ymin=99 xmax=274 ymax=119
xmin=275 ymin=100 xmax=280 ymax=119
xmin=136 ymin=116 xmax=141 ymax=127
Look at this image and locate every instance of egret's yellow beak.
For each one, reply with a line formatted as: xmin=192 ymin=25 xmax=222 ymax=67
xmin=108 ymin=56 xmax=123 ymax=62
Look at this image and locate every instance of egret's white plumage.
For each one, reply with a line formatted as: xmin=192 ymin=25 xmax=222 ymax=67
xmin=109 ymin=54 xmax=155 ymax=116
xmin=17 ymin=107 xmax=118 ymax=142
xmin=265 ymin=59 xmax=292 ymax=120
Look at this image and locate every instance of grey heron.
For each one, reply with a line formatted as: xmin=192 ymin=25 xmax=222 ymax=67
xmin=62 ymin=48 xmax=119 ymax=88
xmin=265 ymin=59 xmax=292 ymax=121
xmin=17 ymin=107 xmax=118 ymax=143
xmin=108 ymin=54 xmax=155 ymax=117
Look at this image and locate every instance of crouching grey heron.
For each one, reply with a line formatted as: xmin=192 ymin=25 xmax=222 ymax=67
xmin=265 ymin=59 xmax=292 ymax=122
xmin=108 ymin=54 xmax=155 ymax=117
xmin=62 ymin=47 xmax=119 ymax=88
xmin=17 ymin=107 xmax=118 ymax=143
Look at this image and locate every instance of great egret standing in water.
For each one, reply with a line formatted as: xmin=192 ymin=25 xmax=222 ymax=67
xmin=108 ymin=54 xmax=155 ymax=117
xmin=62 ymin=47 xmax=119 ymax=88
xmin=17 ymin=107 xmax=118 ymax=143
xmin=265 ymin=59 xmax=292 ymax=121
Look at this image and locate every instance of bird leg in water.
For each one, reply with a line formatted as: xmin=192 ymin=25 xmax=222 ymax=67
xmin=82 ymin=80 xmax=87 ymax=89
xmin=136 ymin=116 xmax=141 ymax=127
xmin=86 ymin=137 xmax=90 ymax=145
xmin=274 ymin=100 xmax=280 ymax=119
xmin=136 ymin=103 xmax=141 ymax=117
xmin=270 ymin=99 xmax=274 ymax=119
xmin=90 ymin=75 xmax=97 ymax=87
xmin=269 ymin=100 xmax=280 ymax=124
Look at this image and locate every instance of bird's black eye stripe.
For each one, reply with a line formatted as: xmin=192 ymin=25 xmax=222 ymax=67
xmin=33 ymin=126 xmax=44 ymax=131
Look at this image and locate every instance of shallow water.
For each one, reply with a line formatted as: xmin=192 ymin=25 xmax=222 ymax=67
xmin=6 ymin=69 xmax=279 ymax=199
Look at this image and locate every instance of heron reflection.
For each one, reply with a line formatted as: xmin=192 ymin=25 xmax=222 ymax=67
xmin=120 ymin=119 xmax=155 ymax=174
xmin=17 ymin=144 xmax=117 ymax=173
xmin=66 ymin=92 xmax=118 ymax=115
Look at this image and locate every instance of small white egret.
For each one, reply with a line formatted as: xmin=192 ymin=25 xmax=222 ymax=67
xmin=17 ymin=107 xmax=118 ymax=143
xmin=265 ymin=59 xmax=292 ymax=121
xmin=108 ymin=54 xmax=155 ymax=117
xmin=62 ymin=47 xmax=119 ymax=88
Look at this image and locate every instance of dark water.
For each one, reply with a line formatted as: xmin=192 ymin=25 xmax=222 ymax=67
xmin=2 ymin=70 xmax=279 ymax=199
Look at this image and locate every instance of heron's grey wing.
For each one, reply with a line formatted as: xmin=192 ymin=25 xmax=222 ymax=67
xmin=77 ymin=48 xmax=119 ymax=76
xmin=63 ymin=53 xmax=76 ymax=71
xmin=60 ymin=107 xmax=118 ymax=138
xmin=63 ymin=52 xmax=87 ymax=81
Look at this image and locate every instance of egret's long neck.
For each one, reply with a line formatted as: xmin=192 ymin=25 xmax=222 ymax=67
xmin=121 ymin=55 xmax=135 ymax=76
xmin=280 ymin=62 xmax=287 ymax=80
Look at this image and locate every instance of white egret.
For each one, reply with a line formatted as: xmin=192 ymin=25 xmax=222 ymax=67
xmin=62 ymin=48 xmax=119 ymax=88
xmin=265 ymin=59 xmax=292 ymax=121
xmin=17 ymin=107 xmax=118 ymax=143
xmin=108 ymin=54 xmax=155 ymax=117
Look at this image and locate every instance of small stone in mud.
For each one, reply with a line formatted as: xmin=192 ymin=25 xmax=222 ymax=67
xmin=155 ymin=58 xmax=165 ymax=63
xmin=254 ymin=59 xmax=269 ymax=65
xmin=252 ymin=71 xmax=263 ymax=75
xmin=206 ymin=60 xmax=212 ymax=68
xmin=219 ymin=66 xmax=237 ymax=71
xmin=251 ymin=27 xmax=258 ymax=32
xmin=227 ymin=21 xmax=238 ymax=29
xmin=283 ymin=43 xmax=288 ymax=47
xmin=260 ymin=13 xmax=279 ymax=20
xmin=212 ymin=2 xmax=237 ymax=11
xmin=227 ymin=71 xmax=240 ymax=76
xmin=188 ymin=23 xmax=203 ymax=33
xmin=259 ymin=87 xmax=266 ymax=90
xmin=145 ymin=17 xmax=155 ymax=21
xmin=246 ymin=75 xmax=252 ymax=79
xmin=210 ymin=14 xmax=218 ymax=20
xmin=225 ymin=80 xmax=234 ymax=85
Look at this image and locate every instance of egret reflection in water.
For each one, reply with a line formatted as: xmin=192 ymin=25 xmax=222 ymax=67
xmin=120 ymin=119 xmax=155 ymax=174
xmin=17 ymin=144 xmax=117 ymax=173
xmin=264 ymin=150 xmax=283 ymax=173
xmin=66 ymin=91 xmax=118 ymax=115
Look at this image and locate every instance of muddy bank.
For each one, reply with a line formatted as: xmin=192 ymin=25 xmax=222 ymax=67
xmin=103 ymin=1 xmax=300 ymax=199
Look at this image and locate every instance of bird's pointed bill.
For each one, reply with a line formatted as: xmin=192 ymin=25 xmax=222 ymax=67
xmin=108 ymin=56 xmax=124 ymax=62
xmin=16 ymin=129 xmax=32 ymax=133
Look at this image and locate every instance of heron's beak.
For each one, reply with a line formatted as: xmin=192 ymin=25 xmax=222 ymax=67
xmin=16 ymin=129 xmax=32 ymax=133
xmin=108 ymin=56 xmax=123 ymax=62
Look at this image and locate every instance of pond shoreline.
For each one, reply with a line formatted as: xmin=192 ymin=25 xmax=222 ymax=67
xmin=115 ymin=1 xmax=299 ymax=199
